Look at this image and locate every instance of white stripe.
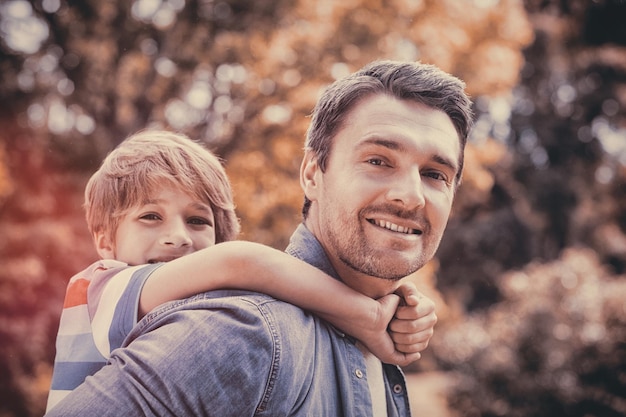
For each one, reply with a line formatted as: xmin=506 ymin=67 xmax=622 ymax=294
xmin=54 ymin=332 xmax=103 ymax=361
xmin=57 ymin=305 xmax=91 ymax=335
xmin=91 ymin=265 xmax=144 ymax=357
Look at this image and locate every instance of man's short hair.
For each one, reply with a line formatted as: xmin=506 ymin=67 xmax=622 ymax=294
xmin=302 ymin=60 xmax=474 ymax=218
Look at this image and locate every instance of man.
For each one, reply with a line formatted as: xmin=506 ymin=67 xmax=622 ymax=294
xmin=46 ymin=60 xmax=473 ymax=416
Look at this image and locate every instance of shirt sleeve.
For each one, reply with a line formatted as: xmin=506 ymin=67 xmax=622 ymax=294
xmin=89 ymin=263 xmax=163 ymax=357
xmin=45 ymin=292 xmax=281 ymax=417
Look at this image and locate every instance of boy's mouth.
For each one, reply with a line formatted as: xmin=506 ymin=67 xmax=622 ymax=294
xmin=148 ymin=256 xmax=179 ymax=264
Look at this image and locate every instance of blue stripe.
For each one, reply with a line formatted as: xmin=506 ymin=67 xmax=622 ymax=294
xmin=108 ymin=263 xmax=162 ymax=351
xmin=55 ymin=332 xmax=105 ymax=362
xmin=50 ymin=361 xmax=106 ymax=390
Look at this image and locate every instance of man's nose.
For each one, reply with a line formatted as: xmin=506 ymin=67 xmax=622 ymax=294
xmin=385 ymin=168 xmax=426 ymax=209
xmin=161 ymin=220 xmax=192 ymax=247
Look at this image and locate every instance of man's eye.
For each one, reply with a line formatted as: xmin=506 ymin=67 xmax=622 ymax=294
xmin=367 ymin=158 xmax=385 ymax=166
xmin=424 ymin=171 xmax=449 ymax=182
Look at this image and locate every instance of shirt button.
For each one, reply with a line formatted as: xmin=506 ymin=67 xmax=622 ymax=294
xmin=393 ymin=384 xmax=403 ymax=394
xmin=355 ymin=369 xmax=364 ymax=378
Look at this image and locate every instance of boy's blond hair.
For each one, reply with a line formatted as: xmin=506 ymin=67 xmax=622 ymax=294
xmin=85 ymin=130 xmax=240 ymax=246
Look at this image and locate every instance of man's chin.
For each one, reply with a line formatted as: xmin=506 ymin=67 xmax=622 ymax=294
xmin=345 ymin=255 xmax=422 ymax=281
xmin=374 ymin=248 xmax=427 ymax=276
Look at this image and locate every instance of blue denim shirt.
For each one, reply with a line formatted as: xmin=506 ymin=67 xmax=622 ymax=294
xmin=46 ymin=224 xmax=412 ymax=417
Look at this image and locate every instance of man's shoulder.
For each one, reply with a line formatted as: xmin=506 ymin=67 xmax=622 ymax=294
xmin=127 ymin=289 xmax=326 ymax=380
xmin=196 ymin=290 xmax=316 ymax=330
xmin=103 ymin=293 xmax=333 ymax=416
xmin=136 ymin=289 xmax=318 ymax=335
xmin=189 ymin=289 xmax=308 ymax=310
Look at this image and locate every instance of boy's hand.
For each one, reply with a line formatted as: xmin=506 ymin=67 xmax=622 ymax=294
xmin=353 ymin=293 xmax=422 ymax=367
xmin=389 ymin=282 xmax=437 ymax=357
xmin=322 ymin=282 xmax=436 ymax=367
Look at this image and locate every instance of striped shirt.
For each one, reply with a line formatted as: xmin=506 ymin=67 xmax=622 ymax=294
xmin=46 ymin=259 xmax=162 ymax=412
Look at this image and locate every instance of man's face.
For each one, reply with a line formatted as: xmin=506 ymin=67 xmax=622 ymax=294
xmin=96 ymin=185 xmax=216 ymax=265
xmin=302 ymin=94 xmax=460 ymax=298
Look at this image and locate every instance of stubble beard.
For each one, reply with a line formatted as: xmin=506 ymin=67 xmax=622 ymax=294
xmin=326 ymin=212 xmax=431 ymax=281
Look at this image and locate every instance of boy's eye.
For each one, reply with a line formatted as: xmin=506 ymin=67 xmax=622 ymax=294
xmin=188 ymin=217 xmax=213 ymax=227
xmin=140 ymin=213 xmax=161 ymax=221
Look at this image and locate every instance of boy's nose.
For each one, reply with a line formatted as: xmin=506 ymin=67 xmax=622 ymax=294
xmin=161 ymin=220 xmax=192 ymax=247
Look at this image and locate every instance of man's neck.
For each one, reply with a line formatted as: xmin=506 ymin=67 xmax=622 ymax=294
xmin=331 ymin=259 xmax=401 ymax=299
xmin=303 ymin=220 xmax=402 ymax=299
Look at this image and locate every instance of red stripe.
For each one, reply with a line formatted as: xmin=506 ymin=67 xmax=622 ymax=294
xmin=63 ymin=278 xmax=90 ymax=308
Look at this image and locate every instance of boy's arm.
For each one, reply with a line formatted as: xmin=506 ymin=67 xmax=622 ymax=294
xmin=139 ymin=240 xmax=420 ymax=365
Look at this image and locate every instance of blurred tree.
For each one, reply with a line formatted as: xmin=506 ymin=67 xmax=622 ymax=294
xmin=0 ymin=0 xmax=535 ymax=247
xmin=0 ymin=120 xmax=97 ymax=416
xmin=433 ymin=1 xmax=626 ymax=416
xmin=0 ymin=0 xmax=624 ymax=416
xmin=436 ymin=248 xmax=626 ymax=417
xmin=436 ymin=0 xmax=626 ymax=310
xmin=0 ymin=3 xmax=530 ymax=416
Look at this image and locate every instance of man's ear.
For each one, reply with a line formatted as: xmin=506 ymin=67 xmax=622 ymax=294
xmin=300 ymin=151 xmax=320 ymax=201
xmin=94 ymin=231 xmax=115 ymax=259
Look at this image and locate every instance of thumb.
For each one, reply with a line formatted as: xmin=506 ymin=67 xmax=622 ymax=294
xmin=376 ymin=293 xmax=401 ymax=325
xmin=395 ymin=282 xmax=419 ymax=307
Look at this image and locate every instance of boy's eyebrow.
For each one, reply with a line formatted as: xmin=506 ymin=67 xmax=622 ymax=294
xmin=141 ymin=198 xmax=166 ymax=206
xmin=359 ymin=136 xmax=459 ymax=173
xmin=189 ymin=202 xmax=213 ymax=213
xmin=140 ymin=199 xmax=212 ymax=212
xmin=139 ymin=198 xmax=159 ymax=207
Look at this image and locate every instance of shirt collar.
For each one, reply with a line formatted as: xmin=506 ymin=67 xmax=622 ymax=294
xmin=285 ymin=223 xmax=340 ymax=281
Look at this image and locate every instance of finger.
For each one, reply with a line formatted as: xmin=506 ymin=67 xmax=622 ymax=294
xmin=394 ymin=305 xmax=420 ymax=320
xmin=394 ymin=282 xmax=419 ymax=306
xmin=394 ymin=300 xmax=436 ymax=320
xmin=389 ymin=313 xmax=438 ymax=333
xmin=389 ymin=328 xmax=434 ymax=345
xmin=386 ymin=351 xmax=422 ymax=367
xmin=393 ymin=340 xmax=430 ymax=354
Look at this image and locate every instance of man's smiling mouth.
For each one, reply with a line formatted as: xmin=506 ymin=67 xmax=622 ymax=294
xmin=368 ymin=219 xmax=422 ymax=235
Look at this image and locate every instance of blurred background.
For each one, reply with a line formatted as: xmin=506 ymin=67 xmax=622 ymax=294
xmin=0 ymin=0 xmax=625 ymax=416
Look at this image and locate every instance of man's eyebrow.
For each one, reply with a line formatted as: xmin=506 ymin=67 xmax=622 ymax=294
xmin=359 ymin=137 xmax=403 ymax=151
xmin=432 ymin=154 xmax=458 ymax=173
xmin=360 ymin=136 xmax=459 ymax=172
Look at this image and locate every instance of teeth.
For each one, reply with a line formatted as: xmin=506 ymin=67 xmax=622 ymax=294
xmin=374 ymin=219 xmax=414 ymax=234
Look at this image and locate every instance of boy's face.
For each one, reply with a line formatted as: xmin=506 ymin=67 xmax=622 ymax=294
xmin=96 ymin=185 xmax=216 ymax=265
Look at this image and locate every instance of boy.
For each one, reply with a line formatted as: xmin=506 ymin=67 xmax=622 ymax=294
xmin=46 ymin=130 xmax=436 ymax=411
